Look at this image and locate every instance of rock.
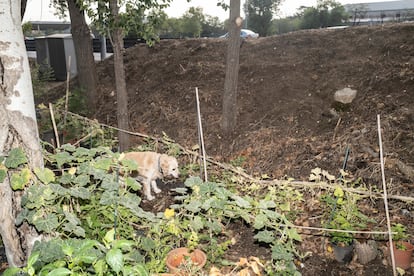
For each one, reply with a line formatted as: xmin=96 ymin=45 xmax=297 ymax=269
xmin=334 ymin=87 xmax=357 ymax=104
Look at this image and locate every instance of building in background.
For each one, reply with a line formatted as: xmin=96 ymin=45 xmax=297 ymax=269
xmin=344 ymin=0 xmax=414 ymax=25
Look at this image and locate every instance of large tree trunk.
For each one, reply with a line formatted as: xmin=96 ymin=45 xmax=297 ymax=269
xmin=67 ymin=0 xmax=98 ymax=115
xmin=221 ymin=0 xmax=242 ymax=137
xmin=109 ymin=0 xmax=130 ymax=151
xmin=0 ymin=0 xmax=43 ymax=267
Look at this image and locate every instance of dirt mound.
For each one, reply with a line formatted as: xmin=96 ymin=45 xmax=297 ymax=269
xmin=95 ymin=23 xmax=414 ymax=189
xmin=31 ymin=22 xmax=414 ymax=275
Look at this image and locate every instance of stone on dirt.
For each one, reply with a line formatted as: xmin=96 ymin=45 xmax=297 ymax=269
xmin=334 ymin=87 xmax=357 ymax=104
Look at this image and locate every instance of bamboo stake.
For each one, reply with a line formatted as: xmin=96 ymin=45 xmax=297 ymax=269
xmin=378 ymin=114 xmax=396 ymax=276
xmin=48 ymin=103 xmax=60 ymax=148
xmin=195 ymin=87 xmax=208 ymax=182
xmin=64 ymin=56 xmax=71 ymax=125
xmin=283 ymin=224 xmax=395 ymax=236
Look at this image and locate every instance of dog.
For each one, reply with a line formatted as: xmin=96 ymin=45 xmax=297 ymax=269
xmin=122 ymin=151 xmax=179 ymax=200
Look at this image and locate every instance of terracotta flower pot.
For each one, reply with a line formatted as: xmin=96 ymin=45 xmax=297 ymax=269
xmin=389 ymin=241 xmax=414 ymax=270
xmin=165 ymin=247 xmax=207 ymax=273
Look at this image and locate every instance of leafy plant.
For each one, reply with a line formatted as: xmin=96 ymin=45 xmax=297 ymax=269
xmin=391 ymin=223 xmax=410 ymax=250
xmin=171 ymin=253 xmax=208 ymax=276
xmin=4 ymin=146 xmax=304 ymax=275
xmin=13 ymin=145 xmax=156 ymax=242
xmin=316 ymin=169 xmax=373 ymax=246
xmin=171 ymin=177 xmax=303 ymax=275
xmin=3 ymin=229 xmax=149 ymax=275
xmin=36 ymin=101 xmax=117 ymax=150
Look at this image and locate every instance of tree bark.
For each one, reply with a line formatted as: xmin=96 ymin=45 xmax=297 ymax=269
xmin=67 ymin=0 xmax=98 ymax=115
xmin=0 ymin=0 xmax=43 ymax=267
xmin=109 ymin=0 xmax=130 ymax=151
xmin=221 ymin=0 xmax=242 ymax=137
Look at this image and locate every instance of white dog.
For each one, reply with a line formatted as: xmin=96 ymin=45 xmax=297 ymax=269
xmin=123 ymin=151 xmax=179 ymax=200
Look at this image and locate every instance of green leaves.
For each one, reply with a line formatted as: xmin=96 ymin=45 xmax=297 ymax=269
xmin=286 ymin=227 xmax=302 ymax=242
xmin=11 ymin=167 xmax=31 ymax=190
xmin=125 ymin=176 xmax=141 ymax=191
xmin=5 ymin=148 xmax=27 ymax=168
xmin=34 ymin=167 xmax=55 ymax=184
xmin=231 ymin=194 xmax=251 ymax=208
xmin=0 ymin=167 xmax=6 ymax=183
xmin=34 ymin=213 xmax=59 ymax=232
xmin=11 ymin=145 xmax=302 ymax=275
xmin=254 ymin=230 xmax=275 ymax=243
xmin=47 ymin=268 xmax=72 ymax=276
xmin=253 ymin=213 xmax=269 ymax=229
xmin=54 ymin=151 xmax=73 ymax=168
xmin=106 ymin=248 xmax=123 ymax=273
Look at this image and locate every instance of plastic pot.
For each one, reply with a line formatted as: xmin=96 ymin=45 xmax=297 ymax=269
xmin=332 ymin=242 xmax=354 ymax=263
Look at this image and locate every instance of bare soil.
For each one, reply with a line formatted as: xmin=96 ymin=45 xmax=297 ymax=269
xmin=34 ymin=22 xmax=414 ymax=274
xmin=97 ymin=23 xmax=414 ymax=275
xmin=96 ymin=23 xmax=414 ymax=185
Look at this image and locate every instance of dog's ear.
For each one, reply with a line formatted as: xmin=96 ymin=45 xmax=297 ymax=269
xmin=159 ymin=154 xmax=170 ymax=174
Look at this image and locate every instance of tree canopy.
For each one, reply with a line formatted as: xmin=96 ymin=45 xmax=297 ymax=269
xmin=244 ymin=0 xmax=282 ymax=37
xmin=299 ymin=0 xmax=347 ymax=29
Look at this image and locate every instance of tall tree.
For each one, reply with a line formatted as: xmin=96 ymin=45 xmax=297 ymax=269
xmin=52 ymin=0 xmax=99 ymax=115
xmin=0 ymin=0 xmax=43 ymax=267
xmin=245 ymin=0 xmax=282 ymax=36
xmin=221 ymin=0 xmax=242 ymax=136
xmin=181 ymin=7 xmax=204 ymax=37
xmin=201 ymin=15 xmax=224 ymax=37
xmin=348 ymin=4 xmax=368 ymax=25
xmin=84 ymin=0 xmax=171 ymax=151
xmin=299 ymin=0 xmax=346 ymax=29
xmin=67 ymin=0 xmax=98 ymax=114
xmin=109 ymin=0 xmax=130 ymax=151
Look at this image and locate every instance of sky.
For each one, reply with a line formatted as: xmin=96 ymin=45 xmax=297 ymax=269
xmin=23 ymin=0 xmax=392 ymax=22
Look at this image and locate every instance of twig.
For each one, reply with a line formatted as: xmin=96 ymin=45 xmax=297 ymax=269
xmin=73 ymin=131 xmax=96 ymax=146
xmin=332 ymin=117 xmax=342 ymax=141
xmin=378 ymin=114 xmax=396 ymax=276
xmin=259 ymin=179 xmax=414 ymax=202
xmin=179 ymin=64 xmax=186 ymax=73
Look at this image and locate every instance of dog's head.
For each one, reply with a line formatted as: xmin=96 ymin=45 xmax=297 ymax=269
xmin=159 ymin=154 xmax=179 ymax=178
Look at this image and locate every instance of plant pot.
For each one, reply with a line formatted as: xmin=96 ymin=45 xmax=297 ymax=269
xmin=332 ymin=242 xmax=354 ymax=263
xmin=165 ymin=247 xmax=207 ymax=273
xmin=388 ymin=241 xmax=414 ymax=270
xmin=355 ymin=240 xmax=378 ymax=264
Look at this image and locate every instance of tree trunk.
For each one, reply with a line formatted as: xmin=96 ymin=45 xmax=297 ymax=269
xmin=109 ymin=0 xmax=130 ymax=151
xmin=222 ymin=0 xmax=242 ymax=137
xmin=0 ymin=0 xmax=43 ymax=267
xmin=67 ymin=0 xmax=98 ymax=115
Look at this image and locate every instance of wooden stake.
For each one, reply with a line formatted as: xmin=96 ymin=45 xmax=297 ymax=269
xmin=49 ymin=103 xmax=60 ymax=148
xmin=378 ymin=114 xmax=396 ymax=276
xmin=195 ymin=87 xmax=208 ymax=182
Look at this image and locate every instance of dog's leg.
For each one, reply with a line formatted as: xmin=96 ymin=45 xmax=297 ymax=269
xmin=143 ymin=179 xmax=155 ymax=201
xmin=151 ymin=180 xmax=162 ymax=194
